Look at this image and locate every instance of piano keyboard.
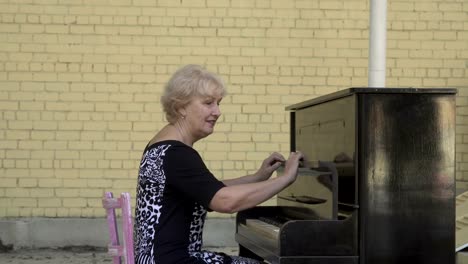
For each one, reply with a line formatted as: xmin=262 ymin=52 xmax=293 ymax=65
xmin=245 ymin=219 xmax=279 ymax=238
xmin=239 ymin=215 xmax=292 ymax=242
xmin=239 ymin=219 xmax=280 ymax=240
xmin=258 ymin=216 xmax=287 ymax=227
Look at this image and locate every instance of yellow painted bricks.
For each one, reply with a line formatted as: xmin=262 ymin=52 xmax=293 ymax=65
xmin=0 ymin=0 xmax=467 ymax=218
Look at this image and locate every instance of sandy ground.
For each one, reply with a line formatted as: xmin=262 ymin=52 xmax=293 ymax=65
xmin=0 ymin=246 xmax=239 ymax=264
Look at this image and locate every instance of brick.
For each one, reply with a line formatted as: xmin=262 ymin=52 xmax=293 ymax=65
xmin=63 ymin=198 xmax=87 ymax=207
xmin=55 ymin=131 xmax=80 ymax=140
xmin=94 ymin=103 xmax=119 ymax=112
xmin=6 ymin=149 xmax=31 ymax=159
xmin=31 ymin=208 xmax=44 ymax=216
xmin=0 ymin=178 xmax=17 ymax=187
xmin=203 ymin=151 xmax=228 ymax=161
xmin=205 ymin=0 xmax=229 ymax=7
xmin=439 ymin=3 xmax=462 ymax=11
xmin=43 ymin=141 xmax=67 ymax=150
xmin=55 ymin=150 xmax=80 ymax=160
xmin=21 ymin=24 xmax=44 ymax=33
xmin=120 ymin=103 xmax=143 ymax=112
xmin=12 ymin=198 xmax=36 ymax=207
xmin=88 ymin=179 xmax=113 ymax=188
xmin=58 ymin=120 xmax=83 ymax=131
xmin=68 ymin=141 xmax=92 ymax=150
xmin=4 ymin=208 xmax=19 ymax=217
xmin=0 ymin=24 xmax=20 ymax=33
xmin=30 ymin=188 xmax=54 ymax=197
xmin=56 ymin=188 xmax=80 ymax=197
xmin=38 ymin=198 xmax=61 ymax=207
xmin=0 ymin=140 xmax=18 ymax=150
xmin=279 ymin=76 xmax=302 ymax=85
xmin=31 ymin=121 xmax=58 ymax=130
xmin=28 ymin=167 xmax=54 ymax=177
xmin=18 ymin=140 xmax=43 ymax=150
xmin=0 ymin=101 xmax=19 ymax=110
xmin=110 ymin=179 xmax=134 ymax=189
xmin=77 ymin=131 xmax=102 ymax=142
xmin=38 ymin=179 xmax=62 ymax=188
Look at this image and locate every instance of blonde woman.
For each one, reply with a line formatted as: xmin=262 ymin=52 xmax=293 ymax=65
xmin=134 ymin=65 xmax=303 ymax=264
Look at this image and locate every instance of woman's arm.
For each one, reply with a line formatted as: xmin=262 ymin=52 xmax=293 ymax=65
xmin=221 ymin=152 xmax=285 ymax=186
xmin=210 ymin=151 xmax=303 ymax=213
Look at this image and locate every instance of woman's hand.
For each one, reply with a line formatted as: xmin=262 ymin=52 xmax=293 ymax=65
xmin=280 ymin=151 xmax=304 ymax=184
xmin=254 ymin=152 xmax=285 ymax=181
xmin=211 ymin=151 xmax=305 ymax=213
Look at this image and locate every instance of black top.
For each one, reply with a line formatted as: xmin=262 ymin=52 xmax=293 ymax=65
xmin=134 ymin=140 xmax=227 ymax=264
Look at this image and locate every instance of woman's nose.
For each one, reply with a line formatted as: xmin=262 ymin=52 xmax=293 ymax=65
xmin=213 ymin=105 xmax=221 ymax=116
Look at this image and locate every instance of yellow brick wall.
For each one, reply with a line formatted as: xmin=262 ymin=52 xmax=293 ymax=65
xmin=0 ymin=0 xmax=467 ymax=218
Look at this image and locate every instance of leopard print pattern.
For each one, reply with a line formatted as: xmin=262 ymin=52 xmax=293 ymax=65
xmin=134 ymin=143 xmax=262 ymax=264
xmin=188 ymin=204 xmax=225 ymax=263
xmin=188 ymin=203 xmax=208 ymax=252
xmin=134 ymin=144 xmax=171 ymax=264
xmin=230 ymin=256 xmax=263 ymax=264
xmin=186 ymin=204 xmax=261 ymax=264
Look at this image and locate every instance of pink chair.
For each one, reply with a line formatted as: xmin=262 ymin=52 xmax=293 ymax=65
xmin=102 ymin=192 xmax=135 ymax=264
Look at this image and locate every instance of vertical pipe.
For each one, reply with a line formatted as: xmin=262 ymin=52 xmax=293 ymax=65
xmin=368 ymin=0 xmax=387 ymax=88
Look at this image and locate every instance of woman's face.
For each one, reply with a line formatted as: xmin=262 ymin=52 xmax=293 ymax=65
xmin=180 ymin=87 xmax=223 ymax=141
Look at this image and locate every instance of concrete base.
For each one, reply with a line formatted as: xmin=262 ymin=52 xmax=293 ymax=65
xmin=0 ymin=217 xmax=237 ymax=250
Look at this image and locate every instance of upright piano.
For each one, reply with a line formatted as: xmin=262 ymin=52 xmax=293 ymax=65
xmin=235 ymin=88 xmax=456 ymax=264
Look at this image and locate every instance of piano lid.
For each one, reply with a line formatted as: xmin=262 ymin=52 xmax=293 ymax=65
xmin=286 ymin=87 xmax=458 ymax=111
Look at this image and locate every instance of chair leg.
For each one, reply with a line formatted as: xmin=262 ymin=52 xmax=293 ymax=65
xmin=104 ymin=192 xmax=122 ymax=264
xmin=121 ymin=192 xmax=135 ymax=264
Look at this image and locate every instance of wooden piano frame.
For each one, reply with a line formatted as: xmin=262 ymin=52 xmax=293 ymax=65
xmin=236 ymin=88 xmax=456 ymax=264
xmin=236 ymin=206 xmax=359 ymax=264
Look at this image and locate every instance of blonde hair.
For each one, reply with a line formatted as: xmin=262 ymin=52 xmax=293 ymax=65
xmin=161 ymin=65 xmax=226 ymax=124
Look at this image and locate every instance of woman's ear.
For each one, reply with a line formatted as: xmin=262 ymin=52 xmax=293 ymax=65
xmin=178 ymin=107 xmax=187 ymax=119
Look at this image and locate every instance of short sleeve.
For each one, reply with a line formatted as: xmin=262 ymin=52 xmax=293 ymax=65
xmin=164 ymin=144 xmax=225 ymax=208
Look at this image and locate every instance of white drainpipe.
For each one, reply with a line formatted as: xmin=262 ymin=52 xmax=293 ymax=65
xmin=368 ymin=0 xmax=387 ymax=88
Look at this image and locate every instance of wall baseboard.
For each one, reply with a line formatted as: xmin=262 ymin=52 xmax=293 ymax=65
xmin=0 ymin=217 xmax=237 ymax=250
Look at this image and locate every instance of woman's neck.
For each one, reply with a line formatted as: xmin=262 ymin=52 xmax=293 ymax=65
xmin=172 ymin=122 xmax=193 ymax=146
xmin=150 ymin=123 xmax=193 ymax=147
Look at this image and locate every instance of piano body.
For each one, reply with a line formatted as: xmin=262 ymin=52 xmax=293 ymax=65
xmin=235 ymin=88 xmax=456 ymax=264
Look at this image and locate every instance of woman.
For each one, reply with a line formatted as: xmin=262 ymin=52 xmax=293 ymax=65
xmin=134 ymin=64 xmax=303 ymax=264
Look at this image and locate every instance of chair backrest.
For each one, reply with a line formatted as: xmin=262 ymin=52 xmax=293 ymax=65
xmin=102 ymin=192 xmax=135 ymax=264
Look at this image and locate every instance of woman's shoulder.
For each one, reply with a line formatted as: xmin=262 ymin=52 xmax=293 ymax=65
xmin=145 ymin=140 xmax=193 ymax=153
xmin=144 ymin=140 xmax=203 ymax=169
